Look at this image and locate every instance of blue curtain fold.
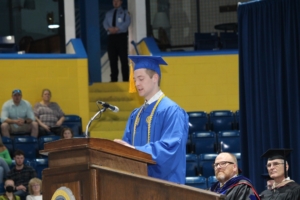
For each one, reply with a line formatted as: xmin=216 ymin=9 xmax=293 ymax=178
xmin=238 ymin=0 xmax=300 ymax=192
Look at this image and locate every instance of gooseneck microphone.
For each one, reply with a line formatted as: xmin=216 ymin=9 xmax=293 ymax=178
xmin=97 ymin=101 xmax=119 ymax=113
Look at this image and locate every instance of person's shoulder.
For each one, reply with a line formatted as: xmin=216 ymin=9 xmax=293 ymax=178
xmin=23 ymin=165 xmax=35 ymax=171
xmin=286 ymin=181 xmax=300 ymax=189
xmin=129 ymin=107 xmax=141 ymax=117
xmin=160 ymin=97 xmax=178 ymax=107
xmin=50 ymin=102 xmax=60 ymax=106
xmin=159 ymin=97 xmax=186 ymax=112
xmin=33 ymin=102 xmax=42 ymax=107
xmin=25 ymin=195 xmax=33 ymax=200
xmin=21 ymin=99 xmax=31 ymax=106
xmin=2 ymin=99 xmax=13 ymax=106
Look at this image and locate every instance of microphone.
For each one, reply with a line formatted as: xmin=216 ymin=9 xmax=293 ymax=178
xmin=97 ymin=101 xmax=119 ymax=113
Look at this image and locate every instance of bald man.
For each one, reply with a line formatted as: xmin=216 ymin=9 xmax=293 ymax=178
xmin=210 ymin=152 xmax=260 ymax=200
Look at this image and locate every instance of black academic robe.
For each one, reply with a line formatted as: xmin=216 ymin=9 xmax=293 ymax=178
xmin=210 ymin=176 xmax=260 ymax=200
xmin=260 ymin=182 xmax=300 ymax=200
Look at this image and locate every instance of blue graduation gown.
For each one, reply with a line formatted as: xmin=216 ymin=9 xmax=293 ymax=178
xmin=122 ymin=97 xmax=189 ymax=184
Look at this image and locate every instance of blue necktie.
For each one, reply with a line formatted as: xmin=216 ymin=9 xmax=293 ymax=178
xmin=112 ymin=9 xmax=117 ymax=27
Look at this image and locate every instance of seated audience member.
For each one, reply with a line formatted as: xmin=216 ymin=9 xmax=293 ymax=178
xmin=261 ymin=173 xmax=274 ymax=190
xmin=7 ymin=150 xmax=37 ymax=200
xmin=210 ymin=152 xmax=260 ymax=200
xmin=0 ymin=140 xmax=12 ymax=166
xmin=33 ymin=89 xmax=65 ymax=136
xmin=0 ymin=140 xmax=12 ymax=184
xmin=260 ymin=149 xmax=300 ymax=199
xmin=1 ymin=89 xmax=38 ymax=138
xmin=26 ymin=178 xmax=42 ymax=200
xmin=60 ymin=127 xmax=73 ymax=139
xmin=0 ymin=179 xmax=20 ymax=200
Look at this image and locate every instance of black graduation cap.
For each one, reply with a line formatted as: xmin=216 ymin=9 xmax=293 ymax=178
xmin=261 ymin=148 xmax=292 ymax=178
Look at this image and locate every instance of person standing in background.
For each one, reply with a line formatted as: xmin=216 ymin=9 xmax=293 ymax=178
xmin=103 ymin=0 xmax=131 ymax=82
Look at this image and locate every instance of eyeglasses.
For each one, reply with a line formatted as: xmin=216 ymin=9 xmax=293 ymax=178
xmin=32 ymin=184 xmax=40 ymax=187
xmin=266 ymin=162 xmax=284 ymax=168
xmin=212 ymin=161 xmax=234 ymax=169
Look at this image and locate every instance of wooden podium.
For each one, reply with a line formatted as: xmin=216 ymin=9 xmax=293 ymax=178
xmin=41 ymin=138 xmax=225 ymax=200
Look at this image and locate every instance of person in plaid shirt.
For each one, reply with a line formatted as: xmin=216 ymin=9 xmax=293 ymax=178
xmin=7 ymin=150 xmax=36 ymax=200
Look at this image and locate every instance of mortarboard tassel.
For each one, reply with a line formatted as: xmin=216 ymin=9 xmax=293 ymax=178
xmin=129 ymin=60 xmax=137 ymax=93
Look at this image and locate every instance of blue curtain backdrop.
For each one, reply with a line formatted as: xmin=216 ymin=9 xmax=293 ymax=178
xmin=238 ymin=0 xmax=300 ymax=192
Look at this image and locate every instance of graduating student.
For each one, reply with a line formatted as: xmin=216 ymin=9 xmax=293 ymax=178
xmin=114 ymin=55 xmax=189 ymax=184
xmin=260 ymin=149 xmax=300 ymax=200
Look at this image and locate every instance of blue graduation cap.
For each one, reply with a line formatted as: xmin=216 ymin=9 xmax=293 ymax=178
xmin=128 ymin=55 xmax=167 ymax=77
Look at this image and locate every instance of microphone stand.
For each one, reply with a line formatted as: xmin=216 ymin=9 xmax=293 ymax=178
xmin=84 ymin=107 xmax=107 ymax=138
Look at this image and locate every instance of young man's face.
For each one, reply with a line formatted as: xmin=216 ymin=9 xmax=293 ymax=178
xmin=14 ymin=154 xmax=25 ymax=166
xmin=134 ymin=69 xmax=158 ymax=101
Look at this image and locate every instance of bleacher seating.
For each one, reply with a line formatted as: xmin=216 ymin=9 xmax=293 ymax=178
xmin=62 ymin=115 xmax=83 ymax=136
xmin=209 ymin=110 xmax=234 ymax=132
xmin=220 ymin=32 xmax=238 ymax=49
xmin=194 ymin=32 xmax=219 ymax=50
xmin=2 ymin=136 xmax=13 ymax=156
xmin=198 ymin=153 xmax=218 ymax=178
xmin=186 ymin=154 xmax=199 ymax=176
xmin=235 ymin=110 xmax=239 ymax=130
xmin=38 ymin=135 xmax=60 ymax=150
xmin=207 ymin=176 xmax=218 ymax=189
xmin=10 ymin=159 xmax=32 ymax=169
xmin=0 ymin=35 xmax=18 ymax=53
xmin=32 ymin=158 xmax=48 ymax=179
xmin=13 ymin=136 xmax=38 ymax=159
xmin=218 ymin=131 xmax=241 ymax=153
xmin=187 ymin=111 xmax=208 ymax=134
xmin=233 ymin=152 xmax=242 ymax=169
xmin=191 ymin=131 xmax=216 ymax=154
xmin=185 ymin=176 xmax=207 ymax=189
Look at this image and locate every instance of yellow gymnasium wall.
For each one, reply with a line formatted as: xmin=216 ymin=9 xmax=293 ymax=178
xmin=0 ymin=58 xmax=90 ymax=131
xmin=138 ymin=40 xmax=239 ymax=113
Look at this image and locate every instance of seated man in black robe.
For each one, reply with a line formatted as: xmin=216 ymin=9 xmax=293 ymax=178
xmin=260 ymin=149 xmax=300 ymax=200
xmin=210 ymin=152 xmax=260 ymax=200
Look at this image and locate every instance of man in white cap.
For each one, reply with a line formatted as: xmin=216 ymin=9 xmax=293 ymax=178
xmin=1 ymin=89 xmax=38 ymax=138
xmin=114 ymin=55 xmax=189 ymax=184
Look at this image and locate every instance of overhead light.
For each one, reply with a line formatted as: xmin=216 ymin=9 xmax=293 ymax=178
xmin=48 ymin=24 xmax=60 ymax=29
xmin=47 ymin=12 xmax=60 ymax=29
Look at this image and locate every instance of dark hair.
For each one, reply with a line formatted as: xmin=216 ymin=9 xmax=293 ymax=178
xmin=41 ymin=89 xmax=51 ymax=96
xmin=14 ymin=149 xmax=25 ymax=157
xmin=145 ymin=69 xmax=161 ymax=86
xmin=60 ymin=127 xmax=74 ymax=139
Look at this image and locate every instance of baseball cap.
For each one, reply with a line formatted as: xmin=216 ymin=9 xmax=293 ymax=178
xmin=12 ymin=89 xmax=22 ymax=95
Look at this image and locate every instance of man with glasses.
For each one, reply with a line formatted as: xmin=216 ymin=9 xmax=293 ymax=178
xmin=260 ymin=149 xmax=300 ymax=199
xmin=210 ymin=152 xmax=260 ymax=199
xmin=1 ymin=89 xmax=38 ymax=138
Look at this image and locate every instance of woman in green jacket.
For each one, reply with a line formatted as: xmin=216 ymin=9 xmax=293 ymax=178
xmin=0 ymin=140 xmax=11 ymax=185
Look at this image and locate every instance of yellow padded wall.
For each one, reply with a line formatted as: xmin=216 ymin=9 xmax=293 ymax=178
xmin=138 ymin=41 xmax=239 ymax=113
xmin=0 ymin=58 xmax=90 ymax=131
